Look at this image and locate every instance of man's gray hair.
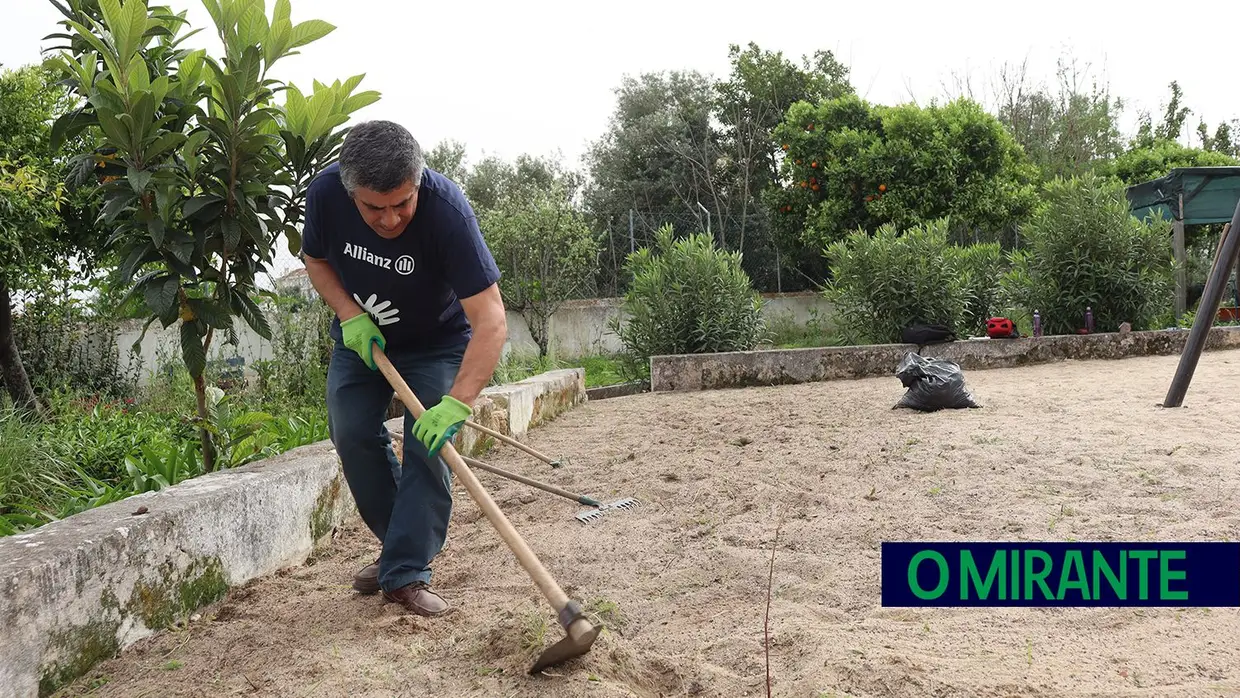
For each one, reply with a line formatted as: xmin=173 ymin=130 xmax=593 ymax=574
xmin=338 ymin=120 xmax=425 ymax=196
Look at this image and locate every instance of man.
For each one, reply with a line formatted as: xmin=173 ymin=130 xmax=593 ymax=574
xmin=300 ymin=120 xmax=507 ymax=617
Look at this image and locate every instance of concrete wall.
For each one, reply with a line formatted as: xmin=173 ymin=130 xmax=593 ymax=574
xmin=102 ymin=292 xmax=833 ymax=385
xmin=0 ymin=441 xmax=353 ymax=698
xmin=649 ymin=326 xmax=1240 ymax=392
xmin=0 ymin=367 xmax=588 ymax=698
xmin=503 ymin=291 xmax=832 ymax=358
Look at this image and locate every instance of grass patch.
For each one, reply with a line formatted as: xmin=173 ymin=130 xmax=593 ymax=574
xmin=490 ymin=352 xmax=631 ymax=388
xmin=760 ymin=307 xmax=843 ymax=349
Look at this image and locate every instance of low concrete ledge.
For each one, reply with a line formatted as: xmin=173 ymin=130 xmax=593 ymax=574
xmin=0 ymin=441 xmax=353 ymax=698
xmin=923 ymin=325 xmax=1240 ymax=369
xmin=484 ymin=368 xmax=586 ymax=437
xmin=586 ymin=380 xmax=649 ymax=400
xmin=649 ymin=326 xmax=1240 ymax=392
xmin=650 ymin=342 xmax=914 ymax=391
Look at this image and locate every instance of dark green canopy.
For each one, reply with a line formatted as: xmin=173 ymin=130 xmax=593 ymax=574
xmin=1126 ymin=166 xmax=1240 ymax=225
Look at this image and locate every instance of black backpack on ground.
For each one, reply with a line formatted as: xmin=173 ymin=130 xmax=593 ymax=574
xmin=901 ymin=323 xmax=957 ymax=346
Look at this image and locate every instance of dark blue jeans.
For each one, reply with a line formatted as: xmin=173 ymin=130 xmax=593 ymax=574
xmin=326 ymin=338 xmax=466 ymax=592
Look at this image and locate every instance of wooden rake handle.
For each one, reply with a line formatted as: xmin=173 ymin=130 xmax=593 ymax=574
xmin=465 ymin=419 xmax=563 ymax=468
xmin=372 ymin=347 xmax=593 ymax=640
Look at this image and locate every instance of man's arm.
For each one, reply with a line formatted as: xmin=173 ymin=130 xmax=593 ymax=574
xmin=304 ymin=255 xmax=363 ymax=321
xmin=447 ymin=282 xmax=507 ymax=407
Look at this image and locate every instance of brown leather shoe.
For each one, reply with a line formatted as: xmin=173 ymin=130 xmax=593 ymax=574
xmin=382 ymin=581 xmax=449 ymax=617
xmin=352 ymin=558 xmax=380 ymax=595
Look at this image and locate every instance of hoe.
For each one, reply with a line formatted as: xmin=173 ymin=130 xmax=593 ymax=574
xmin=374 ymin=347 xmax=602 ymax=674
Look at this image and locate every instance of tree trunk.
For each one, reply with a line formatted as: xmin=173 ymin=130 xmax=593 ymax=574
xmin=527 ymin=309 xmax=550 ymax=359
xmin=193 ymin=371 xmax=217 ymax=471
xmin=0 ymin=275 xmax=46 ymax=419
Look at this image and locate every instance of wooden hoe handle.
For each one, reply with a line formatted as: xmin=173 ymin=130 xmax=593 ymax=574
xmin=372 ymin=347 xmax=594 ymax=643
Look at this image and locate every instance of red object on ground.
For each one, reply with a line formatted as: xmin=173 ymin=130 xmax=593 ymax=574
xmin=986 ymin=317 xmax=1016 ymax=338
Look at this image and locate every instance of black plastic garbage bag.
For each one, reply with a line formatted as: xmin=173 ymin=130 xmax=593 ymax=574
xmin=893 ymin=352 xmax=981 ymax=412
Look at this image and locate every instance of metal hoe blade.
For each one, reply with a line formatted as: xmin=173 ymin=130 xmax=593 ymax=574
xmin=575 ymin=497 xmax=640 ymax=524
xmin=529 ymin=621 xmax=603 ymax=674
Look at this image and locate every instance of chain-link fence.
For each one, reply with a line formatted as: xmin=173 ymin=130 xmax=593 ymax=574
xmin=590 ymin=206 xmax=826 ymax=298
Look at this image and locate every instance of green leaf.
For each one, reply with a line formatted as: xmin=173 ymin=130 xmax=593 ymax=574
xmin=130 ymin=91 xmax=157 ymax=142
xmin=123 ymin=0 xmax=152 ymax=62
xmin=119 ymin=243 xmax=158 ymax=281
xmin=128 ymin=166 xmax=153 ymax=194
xmin=222 ymin=217 xmax=242 ymax=250
xmin=182 ymin=127 xmax=210 ymax=159
xmin=200 ymin=0 xmax=224 ymax=32
xmin=285 ymin=227 xmax=302 ymax=257
xmin=231 ymin=290 xmax=272 ymax=339
xmin=48 ymin=0 xmax=75 ymax=21
xmin=98 ymin=0 xmax=125 ymax=51
xmin=130 ymin=315 xmax=159 ymax=355
xmin=144 ymin=274 xmax=179 ymax=317
xmin=183 ymin=195 xmax=222 ymax=219
xmin=237 ymin=3 xmax=268 ymax=51
xmin=176 ymin=48 xmax=206 ymax=92
xmin=95 ymin=110 xmax=132 ymax=150
xmin=273 ymin=0 xmax=292 ymax=25
xmin=146 ymin=130 xmax=187 ymax=160
xmin=189 ymin=297 xmax=233 ymax=329
xmin=180 ymin=320 xmax=207 ymax=378
xmin=287 ymin=19 xmax=335 ymax=50
xmin=101 ymin=193 xmax=134 ymax=223
xmin=126 ymin=51 xmax=151 ymax=93
xmin=49 ymin=107 xmax=96 ymax=153
xmin=149 ymin=74 xmax=172 ymax=105
xmin=147 ymin=216 xmax=166 ymax=247
xmin=65 ymin=19 xmax=114 ymax=64
xmin=342 ymin=90 xmax=381 ymax=115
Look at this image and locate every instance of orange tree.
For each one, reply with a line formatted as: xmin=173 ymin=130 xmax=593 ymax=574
xmin=766 ymin=95 xmax=1039 ymax=254
xmin=43 ymin=0 xmax=379 ymax=470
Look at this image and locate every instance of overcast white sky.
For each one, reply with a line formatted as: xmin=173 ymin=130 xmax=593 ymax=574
xmin=5 ymin=0 xmax=1240 ymax=277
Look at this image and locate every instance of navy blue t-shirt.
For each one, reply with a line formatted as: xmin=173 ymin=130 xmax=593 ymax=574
xmin=300 ymin=162 xmax=501 ymax=350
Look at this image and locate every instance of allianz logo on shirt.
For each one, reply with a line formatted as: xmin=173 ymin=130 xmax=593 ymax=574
xmin=343 ymin=243 xmax=415 ymax=276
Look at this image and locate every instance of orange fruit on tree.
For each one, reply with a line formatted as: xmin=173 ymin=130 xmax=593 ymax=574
xmin=879 ymin=184 xmax=887 ymax=192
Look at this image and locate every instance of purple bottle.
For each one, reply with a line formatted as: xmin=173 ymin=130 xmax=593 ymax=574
xmin=1086 ymin=307 xmax=1094 ymax=333
xmin=1033 ymin=310 xmax=1042 ymax=337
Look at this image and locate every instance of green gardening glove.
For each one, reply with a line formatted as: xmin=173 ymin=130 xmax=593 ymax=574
xmin=341 ymin=313 xmax=385 ymax=370
xmin=412 ymin=395 xmax=472 ymax=457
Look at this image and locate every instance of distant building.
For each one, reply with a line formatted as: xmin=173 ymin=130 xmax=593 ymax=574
xmin=276 ymin=267 xmax=314 ymax=298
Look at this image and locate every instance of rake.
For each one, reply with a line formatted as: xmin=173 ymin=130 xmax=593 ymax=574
xmin=461 ymin=455 xmax=639 ymax=524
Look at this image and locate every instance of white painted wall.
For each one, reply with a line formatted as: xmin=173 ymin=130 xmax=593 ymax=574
xmin=102 ymin=292 xmax=834 ymax=385
xmin=502 ymin=292 xmax=835 ymax=358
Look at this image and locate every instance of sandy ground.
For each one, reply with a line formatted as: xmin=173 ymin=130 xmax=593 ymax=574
xmin=54 ymin=350 xmax=1240 ymax=698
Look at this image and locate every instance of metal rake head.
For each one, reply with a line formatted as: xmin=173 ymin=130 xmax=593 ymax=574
xmin=575 ymin=497 xmax=640 ymax=524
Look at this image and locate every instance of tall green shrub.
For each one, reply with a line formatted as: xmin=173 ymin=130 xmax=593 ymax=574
xmin=1000 ymin=173 xmax=1173 ymax=333
xmin=612 ymin=225 xmax=764 ymax=376
xmin=956 ymin=242 xmax=1006 ymax=335
xmin=824 ymin=217 xmax=982 ymax=344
